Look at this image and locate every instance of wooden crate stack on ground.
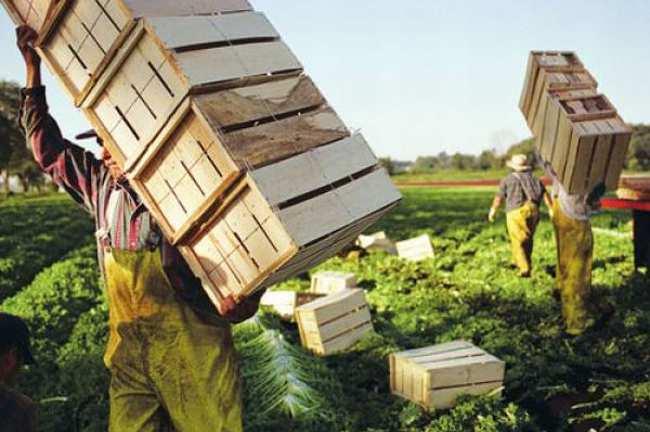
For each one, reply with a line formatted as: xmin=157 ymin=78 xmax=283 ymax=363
xmin=295 ymin=288 xmax=373 ymax=356
xmin=259 ymin=290 xmax=323 ymax=320
xmin=396 ymin=234 xmax=434 ymax=262
xmin=519 ymin=51 xmax=632 ymax=195
xmin=0 ymin=0 xmax=402 ymax=308
xmin=310 ymin=271 xmax=356 ymax=295
xmin=389 ymin=341 xmax=505 ymax=410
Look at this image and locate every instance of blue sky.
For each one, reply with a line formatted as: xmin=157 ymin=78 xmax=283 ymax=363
xmin=1 ymin=0 xmax=648 ymax=160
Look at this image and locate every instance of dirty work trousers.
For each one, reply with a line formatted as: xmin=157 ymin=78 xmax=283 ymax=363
xmin=551 ymin=199 xmax=594 ymax=335
xmin=506 ymin=201 xmax=540 ymax=276
xmin=103 ymin=249 xmax=243 ymax=432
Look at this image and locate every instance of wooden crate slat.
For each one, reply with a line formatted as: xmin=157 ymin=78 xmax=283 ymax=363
xmin=427 ymin=382 xmax=503 ymax=410
xmin=605 ymin=120 xmax=633 ymax=190
xmin=407 ymin=347 xmax=486 ymax=365
xmin=318 ymin=305 xmax=371 ymax=342
xmin=278 ymin=168 xmax=400 ymax=247
xmin=122 ymin=0 xmax=253 ymax=17
xmin=393 ymin=341 xmax=475 ymax=360
xmin=319 ymin=321 xmax=373 ymax=355
xmin=224 ymin=107 xmax=348 ymax=168
xmin=421 ymin=355 xmax=505 ymax=389
xmin=310 ymin=271 xmax=356 ymax=295
xmin=195 ymin=75 xmax=325 ymax=130
xmin=177 ymin=40 xmax=302 ymax=88
xmin=304 ymin=289 xmax=367 ymax=325
xmin=251 ymin=134 xmax=377 ymax=207
xmin=149 ymin=12 xmax=278 ymax=50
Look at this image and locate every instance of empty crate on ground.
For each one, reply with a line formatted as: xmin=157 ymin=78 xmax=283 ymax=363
xmin=295 ymin=288 xmax=373 ymax=356
xmin=519 ymin=51 xmax=632 ymax=195
xmin=389 ymin=341 xmax=505 ymax=410
xmin=260 ymin=290 xmax=323 ymax=320
xmin=356 ymin=231 xmax=397 ymax=254
xmin=310 ymin=271 xmax=356 ymax=295
xmin=617 ymin=177 xmax=650 ymax=201
xmin=0 ymin=0 xmax=402 ymax=308
xmin=396 ymin=234 xmax=434 ymax=262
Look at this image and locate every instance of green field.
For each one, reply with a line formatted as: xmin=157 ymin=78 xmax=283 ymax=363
xmin=1 ymin=189 xmax=648 ymax=432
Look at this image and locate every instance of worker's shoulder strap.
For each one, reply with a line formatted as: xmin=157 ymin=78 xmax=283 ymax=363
xmin=513 ymin=172 xmax=534 ymax=202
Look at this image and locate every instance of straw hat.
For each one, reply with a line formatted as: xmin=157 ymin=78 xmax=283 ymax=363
xmin=506 ymin=154 xmax=532 ymax=172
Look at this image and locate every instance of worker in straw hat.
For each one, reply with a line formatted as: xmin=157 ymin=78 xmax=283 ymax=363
xmin=0 ymin=313 xmax=38 ymax=432
xmin=17 ymin=25 xmax=262 ymax=431
xmin=488 ymin=154 xmax=553 ymax=277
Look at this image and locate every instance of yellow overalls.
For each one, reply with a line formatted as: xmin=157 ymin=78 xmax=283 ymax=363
xmin=103 ymin=249 xmax=243 ymax=432
xmin=551 ymin=199 xmax=594 ymax=335
xmin=505 ymin=201 xmax=540 ymax=277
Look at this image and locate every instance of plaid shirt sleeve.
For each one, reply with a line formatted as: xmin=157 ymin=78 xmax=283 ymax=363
xmin=20 ymin=86 xmax=105 ymax=213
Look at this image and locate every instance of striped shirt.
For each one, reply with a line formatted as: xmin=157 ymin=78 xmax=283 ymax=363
xmin=20 ymin=86 xmax=261 ymax=324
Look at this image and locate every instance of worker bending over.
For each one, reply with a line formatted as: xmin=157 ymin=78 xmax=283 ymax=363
xmin=17 ymin=25 xmax=263 ymax=431
xmin=489 ymin=154 xmax=552 ymax=277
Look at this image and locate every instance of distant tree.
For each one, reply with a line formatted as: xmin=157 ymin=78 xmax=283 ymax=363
xmin=378 ymin=157 xmax=395 ymax=175
xmin=478 ymin=149 xmax=500 ymax=170
xmin=0 ymin=80 xmax=42 ymax=192
xmin=450 ymin=152 xmax=477 ymax=170
xmin=436 ymin=152 xmax=451 ymax=170
xmin=627 ymin=124 xmax=650 ymax=171
xmin=413 ymin=156 xmax=438 ymax=173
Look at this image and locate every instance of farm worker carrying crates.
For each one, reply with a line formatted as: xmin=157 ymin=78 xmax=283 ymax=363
xmin=542 ymin=160 xmax=612 ymax=336
xmin=0 ymin=313 xmax=37 ymax=432
xmin=488 ymin=154 xmax=553 ymax=277
xmin=17 ymin=26 xmax=258 ymax=431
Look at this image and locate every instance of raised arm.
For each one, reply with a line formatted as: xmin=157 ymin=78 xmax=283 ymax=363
xmin=17 ymin=26 xmax=104 ymax=213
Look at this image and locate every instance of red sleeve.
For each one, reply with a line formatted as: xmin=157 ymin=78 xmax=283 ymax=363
xmin=20 ymin=86 xmax=105 ymax=213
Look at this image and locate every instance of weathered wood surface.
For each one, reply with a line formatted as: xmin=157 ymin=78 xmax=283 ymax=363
xmin=0 ymin=0 xmax=52 ymax=30
xmin=195 ymin=75 xmax=325 ymax=129
xmin=390 ymin=341 xmax=505 ymax=409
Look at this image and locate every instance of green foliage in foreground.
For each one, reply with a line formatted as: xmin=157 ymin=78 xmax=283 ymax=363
xmin=0 ymin=193 xmax=94 ymax=301
xmin=1 ymin=189 xmax=649 ymax=431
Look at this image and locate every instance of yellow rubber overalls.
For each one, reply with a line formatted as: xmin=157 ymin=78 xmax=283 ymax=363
xmin=505 ymin=201 xmax=540 ymax=277
xmin=103 ymin=248 xmax=243 ymax=431
xmin=551 ymin=199 xmax=594 ymax=335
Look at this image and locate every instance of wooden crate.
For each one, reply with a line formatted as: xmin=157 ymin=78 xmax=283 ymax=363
xmin=295 ymin=288 xmax=373 ymax=356
xmin=356 ymin=231 xmax=397 ymax=254
xmin=396 ymin=234 xmax=434 ymax=262
xmin=537 ymin=93 xmax=632 ymax=194
xmin=1 ymin=0 xmax=254 ymax=106
xmin=519 ymin=51 xmax=586 ymax=118
xmin=310 ymin=271 xmax=356 ymax=295
xmin=170 ymin=136 xmax=401 ymax=305
xmin=2 ymin=1 xmax=402 ymax=308
xmin=389 ymin=341 xmax=505 ymax=410
xmin=81 ymin=12 xmax=301 ymax=169
xmin=525 ymin=69 xmax=597 ymax=133
xmin=259 ymin=290 xmax=323 ymax=320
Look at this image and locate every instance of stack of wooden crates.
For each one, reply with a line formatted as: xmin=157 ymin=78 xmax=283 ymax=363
xmin=519 ymin=51 xmax=632 ymax=195
xmin=2 ymin=0 xmax=401 ymax=307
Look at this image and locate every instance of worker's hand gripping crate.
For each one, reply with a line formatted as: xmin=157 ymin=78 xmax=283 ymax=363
xmin=389 ymin=341 xmax=505 ymax=410
xmin=295 ymin=288 xmax=373 ymax=356
xmin=0 ymin=0 xmax=402 ymax=310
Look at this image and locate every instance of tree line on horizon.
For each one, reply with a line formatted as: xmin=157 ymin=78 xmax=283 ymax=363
xmin=381 ymin=125 xmax=650 ymax=175
xmin=0 ymin=79 xmax=648 ymax=191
